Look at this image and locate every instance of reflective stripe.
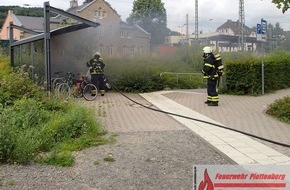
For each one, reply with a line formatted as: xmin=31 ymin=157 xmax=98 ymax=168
xmin=218 ymin=65 xmax=224 ymax=69
xmin=204 ymin=63 xmax=214 ymax=68
xmin=203 ymin=75 xmax=218 ymax=79
xmin=91 ymin=90 xmax=96 ymax=95
xmin=215 ymin=54 xmax=221 ymax=60
xmin=208 ymin=96 xmax=219 ymax=102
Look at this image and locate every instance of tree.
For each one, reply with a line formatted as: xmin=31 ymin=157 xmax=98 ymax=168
xmin=271 ymin=0 xmax=290 ymax=13
xmin=127 ymin=0 xmax=169 ymax=48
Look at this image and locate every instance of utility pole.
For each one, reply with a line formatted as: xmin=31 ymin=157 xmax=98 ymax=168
xmin=186 ymin=14 xmax=189 ymax=46
xmin=239 ymin=0 xmax=245 ymax=51
xmin=195 ymin=0 xmax=198 ymax=42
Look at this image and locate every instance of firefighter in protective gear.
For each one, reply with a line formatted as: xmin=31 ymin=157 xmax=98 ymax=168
xmin=87 ymin=52 xmax=106 ymax=96
xmin=201 ymin=46 xmax=219 ymax=106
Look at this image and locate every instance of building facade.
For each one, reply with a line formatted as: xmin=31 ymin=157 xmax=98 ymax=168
xmin=61 ymin=0 xmax=151 ymax=56
xmin=165 ymin=20 xmax=257 ymax=52
xmin=0 ymin=0 xmax=151 ymax=56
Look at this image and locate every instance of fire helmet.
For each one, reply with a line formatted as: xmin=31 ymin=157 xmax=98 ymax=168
xmin=95 ymin=52 xmax=101 ymax=57
xmin=202 ymin=46 xmax=212 ymax=54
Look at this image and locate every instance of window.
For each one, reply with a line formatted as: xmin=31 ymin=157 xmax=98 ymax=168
xmin=108 ymin=45 xmax=113 ymax=55
xmin=102 ymin=10 xmax=106 ymax=18
xmin=108 ymin=25 xmax=113 ymax=36
xmin=122 ymin=46 xmax=128 ymax=55
xmin=7 ymin=27 xmax=9 ymax=39
xmin=120 ymin=31 xmax=125 ymax=37
xmin=97 ymin=26 xmax=102 ymax=37
xmin=130 ymin=46 xmax=135 ymax=55
xmin=99 ymin=44 xmax=104 ymax=55
xmin=95 ymin=7 xmax=107 ymax=19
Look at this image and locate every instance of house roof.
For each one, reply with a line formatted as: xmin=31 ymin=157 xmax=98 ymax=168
xmin=16 ymin=16 xmax=44 ymax=31
xmin=217 ymin=19 xmax=252 ymax=35
xmin=120 ymin=21 xmax=151 ymax=38
xmin=12 ymin=13 xmax=61 ymax=32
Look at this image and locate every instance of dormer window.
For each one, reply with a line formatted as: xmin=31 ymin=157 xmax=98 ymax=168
xmin=95 ymin=7 xmax=107 ymax=19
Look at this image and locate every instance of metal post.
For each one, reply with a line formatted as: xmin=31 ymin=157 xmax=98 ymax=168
xmin=195 ymin=0 xmax=198 ymax=42
xmin=44 ymin=1 xmax=52 ymax=94
xmin=9 ymin=22 xmax=14 ymax=67
xmin=31 ymin=42 xmax=35 ymax=82
xmin=20 ymin=45 xmax=22 ymax=66
xmin=261 ymin=42 xmax=265 ymax=95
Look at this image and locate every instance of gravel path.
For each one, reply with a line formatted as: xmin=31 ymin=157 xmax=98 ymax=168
xmin=0 ymin=92 xmax=233 ymax=190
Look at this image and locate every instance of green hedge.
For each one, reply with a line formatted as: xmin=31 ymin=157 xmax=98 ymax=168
xmin=222 ymin=50 xmax=290 ymax=95
xmin=104 ymin=55 xmax=205 ymax=93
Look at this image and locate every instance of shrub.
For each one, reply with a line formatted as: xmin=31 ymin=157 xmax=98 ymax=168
xmin=0 ymin=55 xmax=108 ymax=165
xmin=105 ymin=54 xmax=204 ymax=92
xmin=221 ymin=51 xmax=290 ymax=95
xmin=266 ymin=96 xmax=290 ymax=124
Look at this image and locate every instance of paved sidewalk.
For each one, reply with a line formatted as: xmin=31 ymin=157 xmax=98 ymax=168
xmin=140 ymin=88 xmax=290 ymax=165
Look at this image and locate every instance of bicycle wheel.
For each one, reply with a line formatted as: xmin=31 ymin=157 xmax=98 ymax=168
xmin=52 ymin=78 xmax=64 ymax=92
xmin=71 ymin=84 xmax=83 ymax=98
xmin=57 ymin=83 xmax=71 ymax=100
xmin=83 ymin=83 xmax=98 ymax=101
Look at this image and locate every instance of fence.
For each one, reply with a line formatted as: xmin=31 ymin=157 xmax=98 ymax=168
xmin=159 ymin=72 xmax=204 ymax=84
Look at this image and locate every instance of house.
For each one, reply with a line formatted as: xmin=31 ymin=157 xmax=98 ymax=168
xmin=61 ymin=0 xmax=151 ymax=56
xmin=165 ymin=20 xmax=258 ymax=52
xmin=215 ymin=19 xmax=256 ymax=52
xmin=0 ymin=0 xmax=151 ymax=57
xmin=0 ymin=10 xmax=61 ymax=40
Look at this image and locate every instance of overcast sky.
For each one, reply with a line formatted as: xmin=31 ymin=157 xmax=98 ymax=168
xmin=2 ymin=0 xmax=290 ymax=33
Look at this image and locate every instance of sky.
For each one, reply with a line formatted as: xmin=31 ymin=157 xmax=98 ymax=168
xmin=2 ymin=0 xmax=290 ymax=34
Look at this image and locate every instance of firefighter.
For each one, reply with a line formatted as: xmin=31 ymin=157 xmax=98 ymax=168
xmin=201 ymin=46 xmax=219 ymax=106
xmin=87 ymin=52 xmax=106 ymax=96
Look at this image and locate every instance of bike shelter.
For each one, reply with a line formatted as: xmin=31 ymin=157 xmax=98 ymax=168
xmin=9 ymin=1 xmax=100 ymax=93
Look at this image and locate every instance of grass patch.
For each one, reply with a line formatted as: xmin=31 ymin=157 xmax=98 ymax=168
xmin=36 ymin=151 xmax=75 ymax=167
xmin=266 ymin=96 xmax=290 ymax=124
xmin=103 ymin=153 xmax=115 ymax=162
xmin=0 ymin=56 xmax=111 ymax=167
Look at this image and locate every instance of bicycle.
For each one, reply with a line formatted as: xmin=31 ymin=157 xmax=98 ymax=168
xmin=55 ymin=72 xmax=75 ymax=100
xmin=72 ymin=74 xmax=99 ymax=101
xmin=55 ymin=72 xmax=98 ymax=101
xmin=51 ymin=71 xmax=66 ymax=93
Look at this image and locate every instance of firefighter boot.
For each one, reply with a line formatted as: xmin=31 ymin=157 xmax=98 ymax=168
xmin=100 ymin=90 xmax=105 ymax=96
xmin=208 ymin=102 xmax=218 ymax=106
xmin=91 ymin=89 xmax=96 ymax=96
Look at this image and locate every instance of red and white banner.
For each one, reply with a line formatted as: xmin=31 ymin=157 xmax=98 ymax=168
xmin=193 ymin=165 xmax=289 ymax=190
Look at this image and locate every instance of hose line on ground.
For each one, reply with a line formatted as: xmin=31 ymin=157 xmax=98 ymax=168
xmin=109 ymin=81 xmax=290 ymax=148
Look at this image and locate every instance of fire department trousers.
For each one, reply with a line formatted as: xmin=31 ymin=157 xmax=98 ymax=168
xmin=207 ymin=79 xmax=219 ymax=103
xmin=91 ymin=74 xmax=106 ymax=91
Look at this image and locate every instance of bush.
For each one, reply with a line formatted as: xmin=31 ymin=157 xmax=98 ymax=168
xmin=105 ymin=54 xmax=204 ymax=92
xmin=221 ymin=51 xmax=290 ymax=95
xmin=0 ymin=56 xmax=108 ymax=166
xmin=0 ymin=97 xmax=107 ymax=165
xmin=266 ymin=96 xmax=290 ymax=124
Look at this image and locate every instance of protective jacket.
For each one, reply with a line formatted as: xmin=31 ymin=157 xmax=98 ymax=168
xmin=202 ymin=53 xmax=218 ymax=80
xmin=87 ymin=57 xmax=105 ymax=75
